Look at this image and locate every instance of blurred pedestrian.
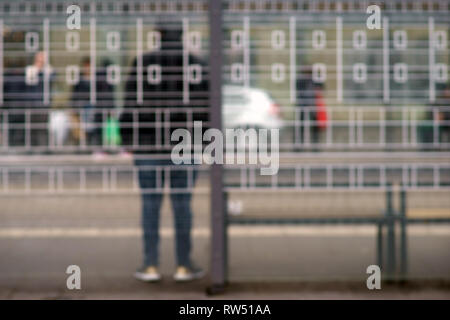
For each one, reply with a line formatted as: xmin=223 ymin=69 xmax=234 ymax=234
xmin=23 ymin=51 xmax=54 ymax=149
xmin=71 ymin=57 xmax=116 ymax=157
xmin=420 ymin=84 xmax=450 ymax=149
xmin=295 ymin=67 xmax=325 ymax=151
xmin=70 ymin=57 xmax=94 ymax=147
xmin=120 ymin=22 xmax=208 ymax=282
xmin=437 ymin=84 xmax=450 ymax=146
xmin=3 ymin=61 xmax=26 ymax=147
xmin=96 ymin=58 xmax=116 ymax=156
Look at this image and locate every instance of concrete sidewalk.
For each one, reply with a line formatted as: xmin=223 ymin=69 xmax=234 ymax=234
xmin=1 ymin=280 xmax=449 ymax=300
xmin=1 ymin=225 xmax=449 ymax=300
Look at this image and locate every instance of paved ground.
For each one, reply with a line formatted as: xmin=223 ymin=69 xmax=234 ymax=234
xmin=2 ymin=282 xmax=450 ymax=300
xmin=0 ymin=153 xmax=449 ymax=299
xmin=0 ymin=224 xmax=449 ymax=299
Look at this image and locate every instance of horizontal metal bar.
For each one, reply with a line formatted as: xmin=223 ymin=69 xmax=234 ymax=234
xmin=407 ymin=218 xmax=450 ymax=224
xmin=229 ymin=217 xmax=386 ymax=225
xmin=229 ymin=217 xmax=450 ymax=225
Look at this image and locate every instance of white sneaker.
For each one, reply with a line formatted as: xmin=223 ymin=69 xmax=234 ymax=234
xmin=119 ymin=150 xmax=133 ymax=159
xmin=173 ymin=265 xmax=205 ymax=282
xmin=134 ymin=266 xmax=162 ymax=282
xmin=92 ymin=151 xmax=108 ymax=161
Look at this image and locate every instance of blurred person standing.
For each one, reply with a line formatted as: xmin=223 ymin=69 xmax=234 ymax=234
xmin=19 ymin=51 xmax=54 ymax=149
xmin=437 ymin=84 xmax=450 ymax=146
xmin=295 ymin=67 xmax=326 ymax=151
xmin=71 ymin=57 xmax=115 ymax=157
xmin=96 ymin=58 xmax=117 ymax=156
xmin=3 ymin=61 xmax=26 ymax=147
xmin=120 ymin=22 xmax=208 ymax=282
xmin=420 ymin=84 xmax=450 ymax=149
xmin=70 ymin=57 xmax=95 ymax=149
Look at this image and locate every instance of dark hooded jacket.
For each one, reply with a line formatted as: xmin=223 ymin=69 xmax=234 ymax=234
xmin=120 ymin=27 xmax=209 ymax=153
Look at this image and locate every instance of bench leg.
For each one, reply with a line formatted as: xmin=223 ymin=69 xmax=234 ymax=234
xmin=399 ymin=188 xmax=408 ymax=280
xmin=384 ymin=185 xmax=396 ymax=280
xmin=377 ymin=222 xmax=383 ymax=270
xmin=386 ymin=216 xmax=396 ymax=280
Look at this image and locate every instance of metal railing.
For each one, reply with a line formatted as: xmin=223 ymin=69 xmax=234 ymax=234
xmin=1 ymin=106 xmax=450 ymax=152
xmin=0 ymin=159 xmax=448 ymax=195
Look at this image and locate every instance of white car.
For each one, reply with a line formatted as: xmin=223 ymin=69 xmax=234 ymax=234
xmin=222 ymin=85 xmax=283 ymax=130
xmin=50 ymin=86 xmax=283 ymax=148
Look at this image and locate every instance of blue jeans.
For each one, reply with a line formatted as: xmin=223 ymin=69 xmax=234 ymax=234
xmin=135 ymin=159 xmax=197 ymax=267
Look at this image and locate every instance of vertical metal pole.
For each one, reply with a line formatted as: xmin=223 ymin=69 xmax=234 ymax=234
xmin=223 ymin=191 xmax=229 ymax=283
xmin=386 ymin=184 xmax=396 ymax=280
xmin=208 ymin=0 xmax=226 ymax=293
xmin=400 ymin=185 xmax=408 ymax=279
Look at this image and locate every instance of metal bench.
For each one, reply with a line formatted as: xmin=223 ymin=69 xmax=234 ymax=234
xmin=225 ymin=186 xmax=450 ymax=284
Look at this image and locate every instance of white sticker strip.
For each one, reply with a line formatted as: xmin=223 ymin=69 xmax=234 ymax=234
xmin=243 ymin=16 xmax=250 ymax=88
xmin=43 ymin=18 xmax=50 ymax=105
xmin=183 ymin=18 xmax=189 ymax=104
xmin=136 ymin=18 xmax=143 ymax=104
xmin=289 ymin=16 xmax=296 ymax=104
xmin=0 ymin=20 xmax=3 ymax=106
xmin=336 ymin=17 xmax=343 ymax=103
xmin=428 ymin=17 xmax=435 ymax=102
xmin=383 ymin=17 xmax=390 ymax=103
xmin=90 ymin=18 xmax=97 ymax=105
